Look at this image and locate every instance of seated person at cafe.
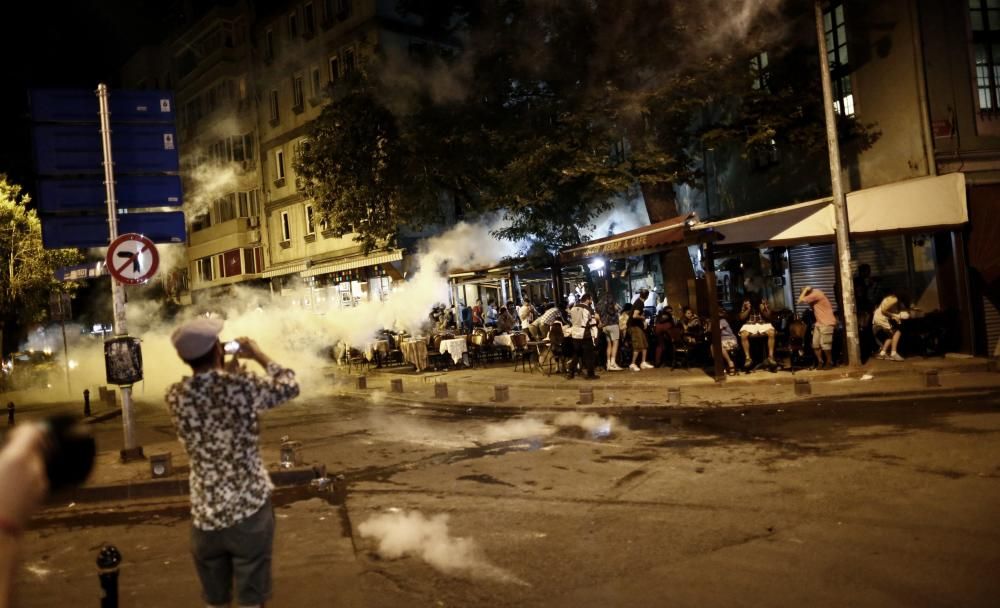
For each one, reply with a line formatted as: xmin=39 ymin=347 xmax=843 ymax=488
xmin=528 ymin=305 xmax=564 ymax=341
xmin=738 ymin=293 xmax=777 ymax=369
xmin=711 ymin=308 xmax=740 ymax=375
xmin=517 ymin=300 xmax=535 ymax=328
xmin=496 ymin=305 xmax=516 ymax=333
xmin=873 ymin=294 xmax=907 ymax=362
xmin=472 ymin=300 xmax=484 ymax=327
xmin=485 ymin=300 xmax=499 ymax=327
xmin=653 ymin=305 xmax=676 ymax=367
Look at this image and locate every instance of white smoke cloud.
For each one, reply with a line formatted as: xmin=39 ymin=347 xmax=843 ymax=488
xmin=481 ymin=418 xmax=553 ymax=443
xmin=358 ymin=510 xmax=527 ymax=585
xmin=553 ymin=412 xmax=617 ymax=438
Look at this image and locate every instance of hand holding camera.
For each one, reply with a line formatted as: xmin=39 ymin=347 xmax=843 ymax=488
xmin=224 ymin=337 xmax=272 ymax=370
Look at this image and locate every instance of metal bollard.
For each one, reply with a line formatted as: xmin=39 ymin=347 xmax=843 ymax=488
xmin=794 ymin=378 xmax=811 ymax=396
xmin=6 ymin=402 xmax=13 ymax=426
xmin=924 ymin=369 xmax=940 ymax=387
xmin=390 ymin=378 xmax=403 ymax=393
xmin=578 ymin=387 xmax=594 ymax=405
xmin=280 ymin=441 xmax=302 ymax=468
xmin=355 ymin=376 xmax=367 ymax=390
xmin=97 ymin=544 xmax=122 ymax=608
xmin=494 ymin=385 xmax=509 ymax=402
xmin=667 ymin=388 xmax=681 ymax=405
xmin=434 ymin=382 xmax=448 ymax=399
xmin=83 ymin=389 xmax=91 ymax=417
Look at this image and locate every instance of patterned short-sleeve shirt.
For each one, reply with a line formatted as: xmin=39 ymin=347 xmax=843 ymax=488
xmin=166 ymin=362 xmax=299 ymax=530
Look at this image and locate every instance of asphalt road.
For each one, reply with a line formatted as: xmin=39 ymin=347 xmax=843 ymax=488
xmin=12 ymin=389 xmax=1000 ymax=607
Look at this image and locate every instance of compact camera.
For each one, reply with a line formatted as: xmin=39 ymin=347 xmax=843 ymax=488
xmin=223 ymin=340 xmax=241 ymax=354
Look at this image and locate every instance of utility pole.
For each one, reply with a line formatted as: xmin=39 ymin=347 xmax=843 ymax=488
xmin=813 ymin=0 xmax=861 ymax=368
xmin=97 ymin=84 xmax=143 ymax=461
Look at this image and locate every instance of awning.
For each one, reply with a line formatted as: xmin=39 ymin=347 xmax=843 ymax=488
xmin=300 ymin=249 xmax=403 ymax=278
xmin=558 ymin=215 xmax=691 ymax=264
xmin=262 ymin=262 xmax=307 ymax=279
xmin=695 ymin=173 xmax=968 ymax=247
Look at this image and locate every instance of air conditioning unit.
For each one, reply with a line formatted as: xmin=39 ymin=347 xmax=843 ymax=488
xmin=248 ymin=229 xmax=261 ymax=243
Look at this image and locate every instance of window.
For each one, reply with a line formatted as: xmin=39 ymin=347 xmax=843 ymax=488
xmin=197 ymin=258 xmax=214 ymax=282
xmin=269 ymin=89 xmax=279 ymax=122
xmin=275 ymin=148 xmax=286 ymax=180
xmin=323 ymin=0 xmax=335 ymax=24
xmin=305 ymin=204 xmax=316 ymax=235
xmin=220 ymin=250 xmax=242 ymax=278
xmin=971 ymin=0 xmax=1000 ymax=111
xmin=329 ymin=55 xmax=340 ymax=83
xmin=288 ymin=11 xmax=298 ymax=38
xmin=292 ymin=75 xmax=304 ymax=109
xmin=303 ymin=2 xmax=315 ymax=36
xmin=238 ymin=190 xmax=260 ymax=217
xmin=281 ymin=211 xmax=291 ymax=241
xmin=310 ymin=66 xmax=321 ymax=98
xmin=751 ymin=51 xmax=770 ymax=90
xmin=823 ymin=3 xmax=854 ymax=116
xmin=215 ymin=193 xmax=237 ymax=222
xmin=243 ymin=248 xmax=263 ymax=274
xmin=343 ymin=47 xmax=356 ymax=75
xmin=264 ymin=28 xmax=275 ymax=60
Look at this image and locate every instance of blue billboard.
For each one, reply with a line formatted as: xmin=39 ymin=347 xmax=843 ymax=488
xmin=33 ymin=124 xmax=179 ymax=175
xmin=37 ymin=176 xmax=183 ymax=213
xmin=29 ymin=90 xmax=175 ymax=123
xmin=41 ymin=212 xmax=187 ymax=249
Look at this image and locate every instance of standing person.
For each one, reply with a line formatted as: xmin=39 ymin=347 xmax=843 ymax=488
xmin=597 ymin=292 xmax=623 ymax=371
xmin=472 ymin=300 xmax=484 ymax=328
xmin=528 ymin=305 xmax=563 ymax=341
xmin=567 ymin=293 xmax=599 ymax=380
xmin=167 ymin=318 xmax=300 ymax=608
xmin=627 ymin=297 xmax=654 ymax=371
xmin=872 ymin=294 xmax=906 ymax=361
xmin=517 ymin=299 xmax=535 ymax=329
xmin=798 ymin=286 xmax=837 ymax=369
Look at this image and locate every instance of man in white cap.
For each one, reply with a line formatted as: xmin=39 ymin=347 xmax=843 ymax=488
xmin=166 ymin=318 xmax=299 ymax=608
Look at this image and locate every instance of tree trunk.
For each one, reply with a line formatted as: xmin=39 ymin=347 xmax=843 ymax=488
xmin=642 ymin=182 xmax=695 ymax=307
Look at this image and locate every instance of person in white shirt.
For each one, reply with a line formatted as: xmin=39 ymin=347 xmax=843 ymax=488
xmin=567 ymin=293 xmax=599 ymax=379
xmin=872 ymin=294 xmax=907 ymax=361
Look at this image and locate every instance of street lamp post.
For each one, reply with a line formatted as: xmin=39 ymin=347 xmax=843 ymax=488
xmin=813 ymin=0 xmax=861 ymax=368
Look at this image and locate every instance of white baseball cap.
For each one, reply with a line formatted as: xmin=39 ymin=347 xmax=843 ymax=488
xmin=171 ymin=318 xmax=223 ymax=360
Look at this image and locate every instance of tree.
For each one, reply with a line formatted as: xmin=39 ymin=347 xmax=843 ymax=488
xmin=297 ymin=0 xmax=876 ymax=254
xmin=0 ymin=175 xmax=82 ymax=354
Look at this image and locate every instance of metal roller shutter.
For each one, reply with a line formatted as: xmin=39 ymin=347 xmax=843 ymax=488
xmin=984 ymin=294 xmax=1000 ymax=357
xmin=850 ymin=235 xmax=909 ymax=303
xmin=789 ymin=243 xmax=838 ymax=316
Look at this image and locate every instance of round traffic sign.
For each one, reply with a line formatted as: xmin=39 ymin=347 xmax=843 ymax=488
xmin=106 ymin=233 xmax=160 ymax=285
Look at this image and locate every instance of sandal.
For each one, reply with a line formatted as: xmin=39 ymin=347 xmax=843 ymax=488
xmin=726 ymin=365 xmax=736 ymax=376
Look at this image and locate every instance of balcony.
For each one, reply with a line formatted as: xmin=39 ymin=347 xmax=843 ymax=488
xmin=188 ymin=216 xmax=260 ymax=258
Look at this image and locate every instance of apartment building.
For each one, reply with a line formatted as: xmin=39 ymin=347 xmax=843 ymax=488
xmin=122 ymin=0 xmax=442 ymax=310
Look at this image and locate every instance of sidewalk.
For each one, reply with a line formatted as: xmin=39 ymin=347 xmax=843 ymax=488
xmin=337 ymin=354 xmax=1000 ymax=412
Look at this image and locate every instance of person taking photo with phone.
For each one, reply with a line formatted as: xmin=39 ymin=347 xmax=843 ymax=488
xmin=167 ymin=318 xmax=300 ymax=608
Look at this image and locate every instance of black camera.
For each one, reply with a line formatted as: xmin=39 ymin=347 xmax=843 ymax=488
xmin=42 ymin=415 xmax=96 ymax=492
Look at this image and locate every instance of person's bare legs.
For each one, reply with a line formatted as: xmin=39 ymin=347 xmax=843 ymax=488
xmin=608 ymin=339 xmax=619 ymax=367
xmin=740 ymin=332 xmax=752 ymax=366
xmin=889 ymin=330 xmax=901 ymax=355
xmin=766 ymin=329 xmax=776 ymax=360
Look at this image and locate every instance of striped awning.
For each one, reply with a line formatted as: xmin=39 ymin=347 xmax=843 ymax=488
xmin=261 ymin=262 xmax=307 ymax=279
xmin=559 ymin=215 xmax=691 ymax=264
xmin=300 ymin=249 xmax=403 ymax=278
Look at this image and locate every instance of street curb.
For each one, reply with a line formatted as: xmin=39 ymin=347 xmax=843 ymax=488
xmin=335 ymin=381 xmax=1000 ymax=417
xmin=83 ymin=409 xmax=123 ymax=424
xmin=54 ymin=464 xmax=327 ymax=505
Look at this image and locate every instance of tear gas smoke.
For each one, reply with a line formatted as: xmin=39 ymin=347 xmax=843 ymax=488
xmin=553 ymin=412 xmax=617 ymax=438
xmin=358 ymin=509 xmax=527 ymax=585
xmin=15 ymin=220 xmax=524 ymax=405
xmin=481 ymin=418 xmax=553 ymax=443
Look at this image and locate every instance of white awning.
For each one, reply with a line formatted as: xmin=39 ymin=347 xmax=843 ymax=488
xmin=300 ymin=249 xmax=403 ymax=278
xmin=695 ymin=173 xmax=968 ymax=246
xmin=262 ymin=262 xmax=307 ymax=279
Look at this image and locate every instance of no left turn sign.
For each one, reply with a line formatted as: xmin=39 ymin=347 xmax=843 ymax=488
xmin=106 ymin=233 xmax=160 ymax=285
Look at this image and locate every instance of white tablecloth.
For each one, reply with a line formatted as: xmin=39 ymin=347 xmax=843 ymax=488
xmin=493 ymin=333 xmax=514 ymax=350
xmin=439 ymin=338 xmax=468 ymax=364
xmin=400 ymin=339 xmax=428 ymax=371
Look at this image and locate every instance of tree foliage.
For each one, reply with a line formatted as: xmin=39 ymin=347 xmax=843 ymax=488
xmin=296 ymin=0 xmax=875 ymax=251
xmin=0 ymin=176 xmax=82 ymax=335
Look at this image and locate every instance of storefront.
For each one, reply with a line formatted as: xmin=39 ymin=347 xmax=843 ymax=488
xmin=694 ymin=172 xmax=972 ymax=353
xmin=299 ymin=249 xmax=404 ymax=312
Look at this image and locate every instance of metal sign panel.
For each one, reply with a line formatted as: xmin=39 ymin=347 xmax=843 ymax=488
xmin=55 ymin=262 xmax=108 ymax=282
xmin=29 ymin=89 xmax=175 ymax=123
xmin=41 ymin=212 xmax=187 ymax=249
xmin=33 ymin=124 xmax=179 ymax=175
xmin=37 ymin=176 xmax=182 ymax=213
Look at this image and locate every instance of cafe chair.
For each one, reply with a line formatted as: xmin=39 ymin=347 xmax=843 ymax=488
xmin=511 ymin=332 xmax=532 ymax=372
xmin=666 ymin=326 xmax=691 ymax=370
xmin=346 ymin=347 xmax=370 ymax=374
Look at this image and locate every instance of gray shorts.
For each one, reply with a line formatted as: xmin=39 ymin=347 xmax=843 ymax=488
xmin=603 ymin=324 xmax=620 ymax=341
xmin=191 ymin=501 xmax=275 ymax=606
xmin=812 ymin=324 xmax=835 ymax=351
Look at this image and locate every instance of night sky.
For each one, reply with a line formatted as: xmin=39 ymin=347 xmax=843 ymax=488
xmin=0 ymin=1 xmax=175 ymax=191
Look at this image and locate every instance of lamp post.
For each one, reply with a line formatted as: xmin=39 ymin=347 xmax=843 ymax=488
xmin=813 ymin=0 xmax=861 ymax=368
